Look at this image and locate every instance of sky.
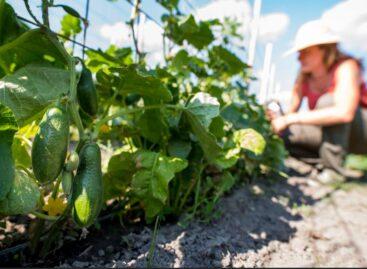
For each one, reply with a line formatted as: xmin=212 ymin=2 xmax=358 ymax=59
xmin=8 ymin=0 xmax=367 ymax=106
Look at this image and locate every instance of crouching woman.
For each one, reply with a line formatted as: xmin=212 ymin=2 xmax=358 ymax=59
xmin=271 ymin=20 xmax=367 ymax=178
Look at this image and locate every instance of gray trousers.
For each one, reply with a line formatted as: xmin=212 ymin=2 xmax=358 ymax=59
xmin=283 ymin=94 xmax=367 ymax=171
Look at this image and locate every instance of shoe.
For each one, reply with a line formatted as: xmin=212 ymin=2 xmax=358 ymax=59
xmin=335 ymin=167 xmax=364 ymax=180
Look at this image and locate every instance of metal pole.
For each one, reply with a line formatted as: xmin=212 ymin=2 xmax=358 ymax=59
xmin=259 ymin=42 xmax=273 ymax=104
xmin=248 ymin=0 xmax=261 ymax=66
xmin=268 ymin=63 xmax=276 ymax=100
xmin=138 ymin=13 xmax=146 ymax=52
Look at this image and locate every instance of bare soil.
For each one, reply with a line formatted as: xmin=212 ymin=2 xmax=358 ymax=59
xmin=2 ymin=157 xmax=367 ymax=267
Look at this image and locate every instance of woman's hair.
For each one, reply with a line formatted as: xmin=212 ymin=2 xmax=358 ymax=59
xmin=297 ymin=43 xmax=363 ymax=84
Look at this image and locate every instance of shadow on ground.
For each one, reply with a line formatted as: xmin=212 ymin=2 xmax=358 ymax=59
xmin=127 ymin=166 xmax=320 ymax=267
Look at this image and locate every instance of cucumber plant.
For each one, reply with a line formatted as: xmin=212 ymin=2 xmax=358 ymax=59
xmin=0 ymin=0 xmax=287 ymax=257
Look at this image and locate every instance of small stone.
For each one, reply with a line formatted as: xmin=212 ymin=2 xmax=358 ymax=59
xmin=98 ymin=249 xmax=105 ymax=257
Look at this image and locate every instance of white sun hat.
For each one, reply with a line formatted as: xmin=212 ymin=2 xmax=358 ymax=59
xmin=284 ymin=19 xmax=340 ymax=56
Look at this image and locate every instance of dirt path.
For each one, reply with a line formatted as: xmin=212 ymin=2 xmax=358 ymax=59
xmin=54 ymin=158 xmax=367 ymax=267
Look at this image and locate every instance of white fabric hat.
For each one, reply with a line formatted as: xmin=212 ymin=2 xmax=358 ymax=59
xmin=284 ymin=20 xmax=340 ymax=56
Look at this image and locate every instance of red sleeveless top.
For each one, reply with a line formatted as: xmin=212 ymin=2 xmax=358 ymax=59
xmin=302 ymin=60 xmax=367 ymax=110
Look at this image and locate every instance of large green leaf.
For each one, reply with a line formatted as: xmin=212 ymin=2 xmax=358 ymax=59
xmin=0 ymin=29 xmax=67 ymax=75
xmin=209 ymin=46 xmax=247 ymax=76
xmin=0 ymin=64 xmax=70 ymax=127
xmin=164 ymin=15 xmax=214 ymax=50
xmin=12 ymin=137 xmax=31 ymax=168
xmin=0 ymin=1 xmax=28 ymax=46
xmin=170 ymin=49 xmax=207 ymax=77
xmin=178 ymin=15 xmax=214 ymax=50
xmin=137 ymin=109 xmax=170 ymax=144
xmin=0 ymin=104 xmax=17 ymax=200
xmin=0 ymin=141 xmax=14 ymax=201
xmin=168 ymin=139 xmax=192 ymax=159
xmin=214 ymin=148 xmax=239 ymax=169
xmin=233 ymin=128 xmax=266 ymax=156
xmin=209 ymin=116 xmax=225 ymax=139
xmin=0 ymin=102 xmax=17 ymax=136
xmin=214 ymin=171 xmax=236 ymax=197
xmin=186 ymin=92 xmax=220 ymax=128
xmin=131 ymin=151 xmax=187 ymax=218
xmin=183 ymin=110 xmax=222 ymax=163
xmin=86 ymin=46 xmax=133 ymax=73
xmin=113 ymin=65 xmax=172 ymax=103
xmin=103 ymin=151 xmax=136 ymax=200
xmin=60 ymin=14 xmax=82 ymax=38
xmin=183 ymin=92 xmax=222 ymax=163
xmin=0 ymin=169 xmax=40 ymax=215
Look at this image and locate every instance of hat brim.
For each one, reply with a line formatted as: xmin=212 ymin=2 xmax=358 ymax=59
xmin=282 ymin=39 xmax=340 ymax=57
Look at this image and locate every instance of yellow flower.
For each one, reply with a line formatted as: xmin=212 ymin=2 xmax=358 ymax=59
xmin=100 ymin=124 xmax=110 ymax=133
xmin=43 ymin=197 xmax=67 ymax=216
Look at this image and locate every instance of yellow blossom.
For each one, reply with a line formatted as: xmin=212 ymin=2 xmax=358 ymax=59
xmin=43 ymin=197 xmax=67 ymax=216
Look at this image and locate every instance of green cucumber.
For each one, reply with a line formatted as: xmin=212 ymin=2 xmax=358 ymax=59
xmin=32 ymin=104 xmax=69 ymax=183
xmin=72 ymin=142 xmax=103 ymax=227
xmin=65 ymin=152 xmax=79 ymax=172
xmin=77 ymin=66 xmax=98 ymax=116
xmin=61 ymin=169 xmax=73 ymax=196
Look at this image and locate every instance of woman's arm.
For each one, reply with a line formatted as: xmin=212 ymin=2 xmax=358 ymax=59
xmin=272 ymin=60 xmax=361 ymax=133
xmin=286 ymin=59 xmax=361 ymax=126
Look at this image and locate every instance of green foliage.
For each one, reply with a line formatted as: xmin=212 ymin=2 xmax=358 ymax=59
xmin=209 ymin=45 xmax=248 ymax=76
xmin=157 ymin=0 xmax=180 ymax=11
xmin=163 ymin=14 xmax=214 ymax=50
xmin=233 ymin=129 xmax=266 ymax=156
xmin=0 ymin=104 xmax=17 ymax=200
xmin=60 ymin=14 xmax=82 ymax=38
xmin=12 ymin=137 xmax=31 ymax=168
xmin=131 ymin=150 xmax=188 ymax=219
xmin=0 ymin=169 xmax=40 ymax=215
xmin=0 ymin=64 xmax=70 ymax=127
xmin=345 ymin=154 xmax=367 ymax=171
xmin=0 ymin=29 xmax=67 ymax=75
xmin=0 ymin=1 xmax=28 ymax=46
xmin=0 ymin=140 xmax=15 ymax=201
xmin=0 ymin=0 xmax=287 ymax=253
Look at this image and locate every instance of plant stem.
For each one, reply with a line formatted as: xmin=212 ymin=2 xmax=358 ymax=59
xmin=148 ymin=215 xmax=160 ymax=268
xmin=192 ymin=165 xmax=204 ymax=217
xmin=46 ymin=31 xmax=85 ymax=141
xmin=31 ymin=211 xmax=58 ymax=221
xmin=82 ymin=0 xmax=90 ymax=60
xmin=23 ymin=0 xmax=42 ymax=26
xmin=173 ymin=174 xmax=183 ymax=210
xmin=130 ymin=0 xmax=142 ymax=62
xmin=178 ymin=163 xmax=204 ymax=212
xmin=41 ymin=0 xmax=50 ymax=28
xmin=51 ymin=174 xmax=62 ymax=199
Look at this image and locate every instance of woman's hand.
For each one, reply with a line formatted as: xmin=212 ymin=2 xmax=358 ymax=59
xmin=271 ymin=113 xmax=300 ymax=134
xmin=271 ymin=115 xmax=289 ymax=134
xmin=265 ymin=108 xmax=278 ymax=121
